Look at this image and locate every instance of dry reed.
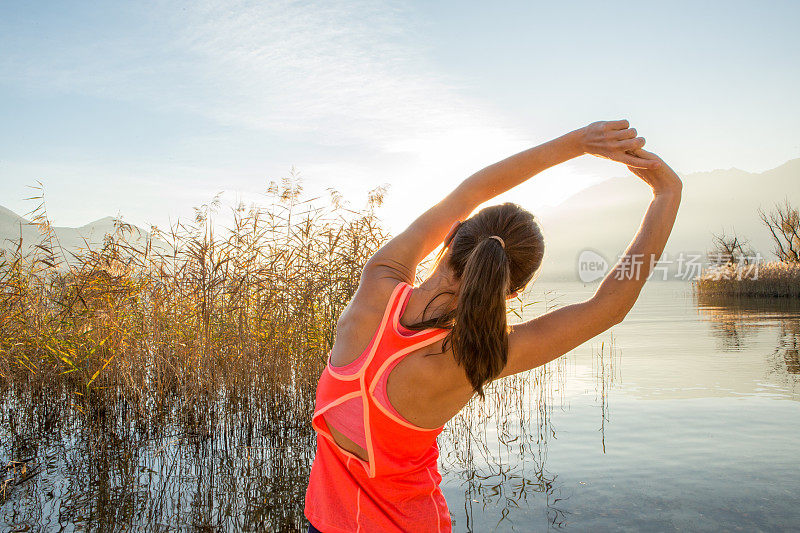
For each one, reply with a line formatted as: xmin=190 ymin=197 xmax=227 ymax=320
xmin=0 ymin=178 xmax=390 ymax=424
xmin=693 ymin=261 xmax=800 ymax=299
xmin=0 ymin=178 xmax=574 ymax=529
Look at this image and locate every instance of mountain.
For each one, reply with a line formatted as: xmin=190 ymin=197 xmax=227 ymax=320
xmin=0 ymin=207 xmax=155 ymax=263
xmin=535 ymin=158 xmax=800 ymax=281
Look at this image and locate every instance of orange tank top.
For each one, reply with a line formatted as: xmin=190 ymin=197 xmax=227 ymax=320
xmin=304 ymin=281 xmax=453 ymax=533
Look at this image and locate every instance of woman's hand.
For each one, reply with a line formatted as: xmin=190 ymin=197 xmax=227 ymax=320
xmin=578 ymin=120 xmax=660 ymax=169
xmin=625 ymin=148 xmax=683 ymax=195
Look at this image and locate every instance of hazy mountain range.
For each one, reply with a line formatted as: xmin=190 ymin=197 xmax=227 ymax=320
xmin=1 ymin=158 xmax=797 ymax=280
xmin=0 ymin=206 xmax=153 ymax=262
xmin=536 ymin=157 xmax=798 ymax=280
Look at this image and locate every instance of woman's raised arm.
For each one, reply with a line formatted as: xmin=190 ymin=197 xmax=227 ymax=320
xmin=500 ymin=148 xmax=682 ymax=379
xmin=364 ymin=120 xmax=656 ymax=282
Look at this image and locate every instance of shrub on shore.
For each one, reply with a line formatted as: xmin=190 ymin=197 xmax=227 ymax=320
xmin=693 ymin=260 xmax=800 ymax=299
xmin=696 ymin=199 xmax=800 ymax=299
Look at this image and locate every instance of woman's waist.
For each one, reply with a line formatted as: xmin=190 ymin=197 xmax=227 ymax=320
xmin=315 ymin=435 xmax=441 ymax=479
xmin=314 ymin=458 xmax=444 ymax=502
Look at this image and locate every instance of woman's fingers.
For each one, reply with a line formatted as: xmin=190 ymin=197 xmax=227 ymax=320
xmin=618 ymin=137 xmax=646 ymax=151
xmin=618 ymin=151 xmax=661 ymax=169
xmin=584 ymin=121 xmax=660 ymax=169
xmin=628 ymin=147 xmax=660 ymax=161
xmin=606 ymin=119 xmax=630 ymax=130
xmin=612 ymin=128 xmax=638 ymax=140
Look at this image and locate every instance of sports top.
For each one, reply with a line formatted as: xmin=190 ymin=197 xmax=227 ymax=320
xmin=304 ymin=281 xmax=453 ymax=533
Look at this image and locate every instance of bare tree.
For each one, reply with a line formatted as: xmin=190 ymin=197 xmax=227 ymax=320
xmin=708 ymin=230 xmax=755 ymax=265
xmin=759 ymin=199 xmax=800 ymax=263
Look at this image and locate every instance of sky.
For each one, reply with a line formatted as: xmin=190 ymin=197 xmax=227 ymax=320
xmin=1 ymin=0 xmax=798 ymax=235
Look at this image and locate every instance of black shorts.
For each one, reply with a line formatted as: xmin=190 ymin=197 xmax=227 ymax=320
xmin=307 ymin=520 xmax=324 ymax=533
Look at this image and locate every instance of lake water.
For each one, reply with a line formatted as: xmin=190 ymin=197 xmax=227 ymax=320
xmin=438 ymin=280 xmax=800 ymax=532
xmin=1 ymin=280 xmax=798 ymax=531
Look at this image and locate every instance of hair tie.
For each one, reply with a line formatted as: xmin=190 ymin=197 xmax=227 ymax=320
xmin=488 ymin=235 xmax=505 ymax=249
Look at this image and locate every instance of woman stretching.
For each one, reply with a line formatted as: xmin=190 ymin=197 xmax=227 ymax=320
xmin=304 ymin=120 xmax=682 ymax=533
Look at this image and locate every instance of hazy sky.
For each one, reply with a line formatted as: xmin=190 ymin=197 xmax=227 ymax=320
xmin=1 ymin=0 xmax=798 ymax=235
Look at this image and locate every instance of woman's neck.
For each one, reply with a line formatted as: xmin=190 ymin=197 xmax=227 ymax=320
xmin=414 ymin=266 xmax=459 ymax=318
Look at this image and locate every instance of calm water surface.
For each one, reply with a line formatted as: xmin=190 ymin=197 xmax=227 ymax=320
xmin=440 ymin=280 xmax=800 ymax=532
xmin=1 ymin=280 xmax=798 ymax=531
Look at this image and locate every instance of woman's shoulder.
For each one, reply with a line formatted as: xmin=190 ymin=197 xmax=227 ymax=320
xmin=330 ymin=275 xmax=409 ymax=367
xmin=339 ymin=273 xmax=410 ymax=327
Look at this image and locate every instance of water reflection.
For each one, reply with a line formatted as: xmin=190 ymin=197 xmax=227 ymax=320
xmin=0 ymin=388 xmax=318 ymax=531
xmin=593 ymin=337 xmax=621 ymax=454
xmin=439 ymin=357 xmax=568 ymax=531
xmin=5 ymin=283 xmax=798 ymax=531
xmin=777 ymin=319 xmax=800 ymax=375
xmin=437 ymin=338 xmax=625 ymax=532
xmin=765 ymin=317 xmax=800 ymax=395
xmin=0 ymin=336 xmax=622 ymax=532
xmin=695 ymin=293 xmax=800 ymax=386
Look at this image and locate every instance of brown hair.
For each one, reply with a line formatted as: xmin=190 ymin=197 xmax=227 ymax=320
xmin=405 ymin=203 xmax=545 ymax=399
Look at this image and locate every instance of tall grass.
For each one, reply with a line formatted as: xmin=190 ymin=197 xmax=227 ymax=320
xmin=0 ymin=178 xmax=574 ymax=529
xmin=0 ymin=178 xmax=398 ymax=529
xmin=0 ymin=178 xmax=389 ymax=426
xmin=694 ymin=261 xmax=800 ymax=299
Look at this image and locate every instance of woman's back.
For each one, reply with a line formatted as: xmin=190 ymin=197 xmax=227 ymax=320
xmin=305 ymin=281 xmax=460 ymax=532
xmin=328 ymin=278 xmax=475 ymax=450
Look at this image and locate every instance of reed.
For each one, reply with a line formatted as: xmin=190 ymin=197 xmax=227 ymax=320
xmin=693 ymin=261 xmax=800 ymax=299
xmin=0 ymin=178 xmax=390 ymax=425
xmin=0 ymin=178 xmax=573 ymax=529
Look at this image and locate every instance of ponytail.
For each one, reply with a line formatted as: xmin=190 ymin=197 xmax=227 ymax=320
xmin=450 ymin=237 xmax=510 ymax=399
xmin=401 ymin=203 xmax=545 ymax=401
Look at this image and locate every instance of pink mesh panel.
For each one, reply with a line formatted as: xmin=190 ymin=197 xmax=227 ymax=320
xmin=373 ymin=357 xmax=405 ymax=420
xmin=323 ymin=397 xmax=366 ymax=449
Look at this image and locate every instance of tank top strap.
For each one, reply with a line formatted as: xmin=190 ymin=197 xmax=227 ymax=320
xmin=325 ymin=281 xmax=439 ymax=382
xmin=389 ymin=282 xmax=450 ymax=345
xmin=388 ymin=281 xmax=413 ymax=324
xmin=362 ymin=282 xmax=450 ymax=386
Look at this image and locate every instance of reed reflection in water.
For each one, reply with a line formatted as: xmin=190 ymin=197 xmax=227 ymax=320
xmin=0 ymin=334 xmax=618 ymax=531
xmin=695 ymin=293 xmax=800 ymax=389
xmin=438 ymin=338 xmax=621 ymax=532
xmin=4 ymin=281 xmax=800 ymax=531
